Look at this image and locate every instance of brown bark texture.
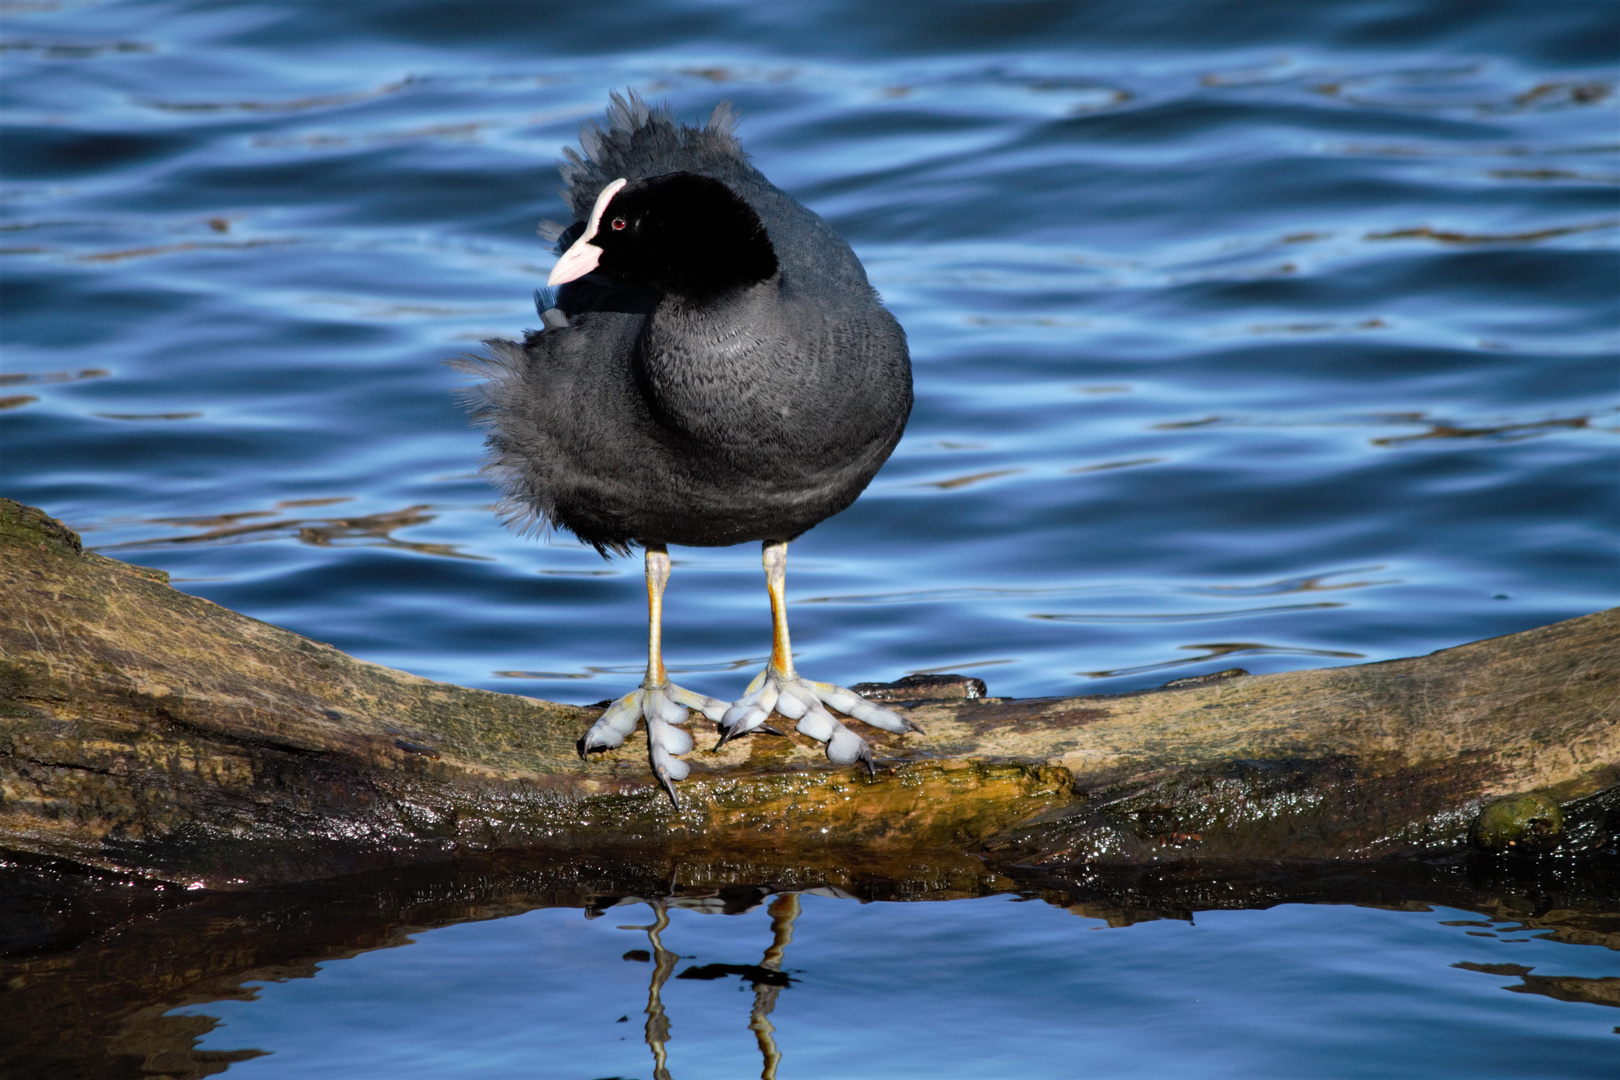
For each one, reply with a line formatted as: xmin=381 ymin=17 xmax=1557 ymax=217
xmin=2 ymin=497 xmax=1616 ymax=887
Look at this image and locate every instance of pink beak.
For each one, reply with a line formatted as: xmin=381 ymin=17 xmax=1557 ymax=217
xmin=547 ymin=177 xmax=628 ymax=287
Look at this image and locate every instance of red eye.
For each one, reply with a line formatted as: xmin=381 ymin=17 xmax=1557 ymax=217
xmin=611 ymin=217 xmax=626 ymax=231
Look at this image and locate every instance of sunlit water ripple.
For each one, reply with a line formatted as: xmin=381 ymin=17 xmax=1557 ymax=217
xmin=3 ymin=0 xmax=1617 ymax=1075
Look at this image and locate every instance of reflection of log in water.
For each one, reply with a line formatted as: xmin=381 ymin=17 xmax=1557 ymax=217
xmin=3 ymin=849 xmax=1615 ymax=1080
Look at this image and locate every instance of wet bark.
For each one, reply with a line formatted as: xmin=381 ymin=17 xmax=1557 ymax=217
xmin=2 ymin=497 xmax=1616 ymax=888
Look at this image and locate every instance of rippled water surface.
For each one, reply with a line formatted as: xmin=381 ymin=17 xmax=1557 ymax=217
xmin=4 ymin=0 xmax=1618 ymax=1075
xmin=169 ymin=894 xmax=1618 ymax=1080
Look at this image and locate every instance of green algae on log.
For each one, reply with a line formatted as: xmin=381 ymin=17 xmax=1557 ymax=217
xmin=1 ymin=497 xmax=1616 ymax=887
xmin=1470 ymin=792 xmax=1566 ymax=854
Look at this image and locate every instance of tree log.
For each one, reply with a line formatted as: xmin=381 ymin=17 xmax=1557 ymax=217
xmin=1 ymin=497 xmax=1615 ymax=888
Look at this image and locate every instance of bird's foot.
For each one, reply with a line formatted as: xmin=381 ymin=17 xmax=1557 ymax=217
xmin=715 ymin=669 xmax=923 ymax=777
xmin=578 ymin=681 xmax=729 ymax=807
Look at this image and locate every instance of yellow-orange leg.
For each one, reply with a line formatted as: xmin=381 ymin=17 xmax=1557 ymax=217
xmin=716 ymin=540 xmax=923 ymax=773
xmin=764 ymin=538 xmax=795 ymax=679
xmin=578 ymin=545 xmax=729 ymax=807
xmin=643 ymin=544 xmax=671 ymax=686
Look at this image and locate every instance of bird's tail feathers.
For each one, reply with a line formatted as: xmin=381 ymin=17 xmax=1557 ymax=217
xmin=446 ymin=343 xmax=558 ymax=541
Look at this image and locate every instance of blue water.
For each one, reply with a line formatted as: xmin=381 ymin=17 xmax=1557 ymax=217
xmin=174 ymin=895 xmax=1618 ymax=1079
xmin=3 ymin=0 xmax=1618 ymax=1074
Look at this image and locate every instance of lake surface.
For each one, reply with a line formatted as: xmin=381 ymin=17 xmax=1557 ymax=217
xmin=3 ymin=0 xmax=1617 ymax=1075
xmin=171 ymin=894 xmax=1617 ymax=1080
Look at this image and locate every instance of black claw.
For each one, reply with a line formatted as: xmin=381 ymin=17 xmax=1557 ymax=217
xmin=715 ymin=722 xmax=785 ymax=750
xmin=860 ymin=747 xmax=876 ymax=780
xmin=907 ymin=720 xmax=925 ymax=735
xmin=576 ymin=736 xmax=587 ymax=760
xmin=656 ymin=770 xmax=681 ymax=810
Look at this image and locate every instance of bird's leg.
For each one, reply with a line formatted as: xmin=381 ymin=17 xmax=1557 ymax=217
xmin=765 ymin=537 xmax=796 ymax=682
xmin=577 ymin=545 xmax=729 ymax=806
xmin=716 ymin=540 xmax=922 ymax=775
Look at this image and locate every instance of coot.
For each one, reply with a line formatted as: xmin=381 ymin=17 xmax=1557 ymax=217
xmin=457 ymin=93 xmax=919 ymax=803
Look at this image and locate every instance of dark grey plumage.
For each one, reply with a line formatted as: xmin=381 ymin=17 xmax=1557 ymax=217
xmin=455 ymin=93 xmax=912 ymax=554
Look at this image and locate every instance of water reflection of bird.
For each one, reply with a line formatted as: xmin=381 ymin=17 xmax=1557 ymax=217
xmin=458 ymin=93 xmax=921 ymax=803
xmin=746 ymin=894 xmax=799 ymax=1080
xmin=624 ymin=893 xmax=802 ymax=1080
xmin=626 ymin=902 xmax=678 ymax=1080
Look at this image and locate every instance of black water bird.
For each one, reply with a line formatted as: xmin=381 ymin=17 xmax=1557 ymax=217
xmin=456 ymin=94 xmax=920 ymax=802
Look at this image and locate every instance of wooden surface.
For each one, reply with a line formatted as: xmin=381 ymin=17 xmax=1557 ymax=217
xmin=2 ymin=497 xmax=1616 ymax=886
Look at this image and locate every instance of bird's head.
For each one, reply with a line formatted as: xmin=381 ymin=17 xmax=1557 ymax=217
xmin=547 ymin=172 xmax=778 ymax=303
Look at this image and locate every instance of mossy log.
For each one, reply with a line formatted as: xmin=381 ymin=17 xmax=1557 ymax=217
xmin=1 ymin=497 xmax=1615 ymax=887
